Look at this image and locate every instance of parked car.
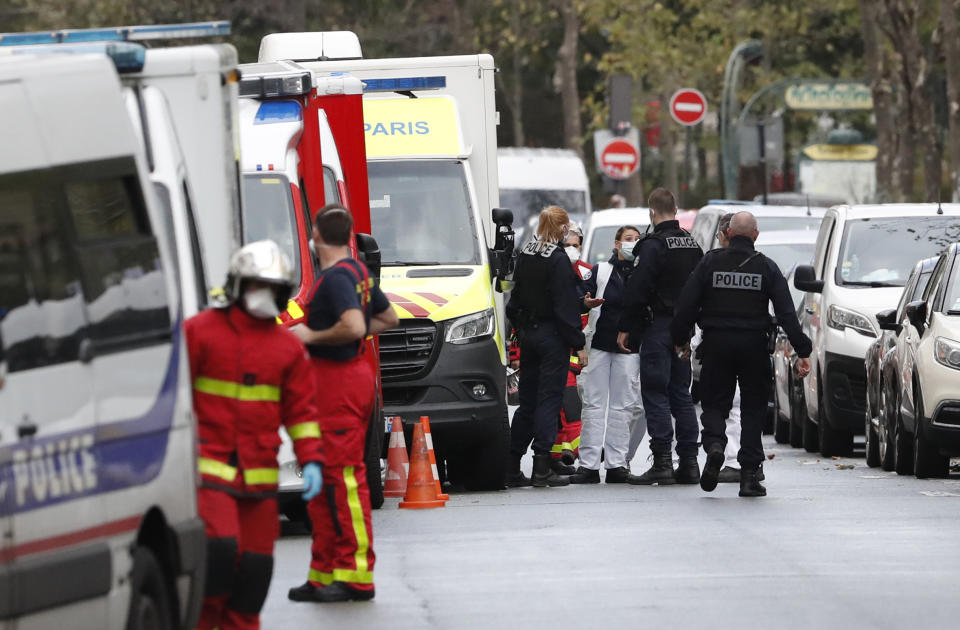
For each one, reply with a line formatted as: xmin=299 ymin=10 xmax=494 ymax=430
xmin=772 ymin=266 xmax=809 ymax=445
xmin=581 ymin=207 xmax=651 ymax=266
xmin=864 ymin=257 xmax=936 ymax=469
xmin=690 ymin=203 xmax=825 ymax=252
xmin=793 ymin=204 xmax=960 ymax=457
xmin=893 ymin=242 xmax=960 ymax=477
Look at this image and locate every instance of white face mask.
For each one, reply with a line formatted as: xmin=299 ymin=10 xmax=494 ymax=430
xmin=243 ymin=287 xmax=280 ymax=319
xmin=619 ymin=240 xmax=637 ymax=261
xmin=565 ymin=245 xmax=580 ymax=262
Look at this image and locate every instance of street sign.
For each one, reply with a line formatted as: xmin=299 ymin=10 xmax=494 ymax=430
xmin=594 ymin=128 xmax=640 ymax=180
xmin=669 ymin=88 xmax=707 ymax=126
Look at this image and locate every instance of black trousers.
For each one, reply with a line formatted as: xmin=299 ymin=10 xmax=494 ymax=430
xmin=698 ymin=329 xmax=771 ymax=469
xmin=510 ymin=321 xmax=569 ymax=457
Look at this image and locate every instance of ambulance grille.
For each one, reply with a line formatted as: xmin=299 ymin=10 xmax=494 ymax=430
xmin=378 ymin=319 xmax=438 ymax=380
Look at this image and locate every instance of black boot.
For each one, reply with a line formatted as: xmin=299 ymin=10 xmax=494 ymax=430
xmin=604 ymin=466 xmax=630 ymax=483
xmin=626 ymin=453 xmax=676 ymax=485
xmin=288 ymin=581 xmax=323 ymax=602
xmin=674 ymin=457 xmax=700 ymax=484
xmin=758 ymin=462 xmax=765 ymax=481
xmin=312 ymin=581 xmax=376 ymax=602
xmin=569 ymin=467 xmax=600 ymax=484
xmin=561 ymin=448 xmax=576 ymax=465
xmin=531 ymin=454 xmax=570 ymax=487
xmin=551 ymin=460 xmax=578 ymax=476
xmin=700 ymin=445 xmax=725 ymax=492
xmin=505 ymin=454 xmax=531 ymax=488
xmin=739 ymin=467 xmax=767 ymax=497
xmin=718 ymin=466 xmax=741 ymax=483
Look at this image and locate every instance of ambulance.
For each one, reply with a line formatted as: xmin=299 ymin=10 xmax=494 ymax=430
xmin=236 ymin=61 xmax=387 ymax=513
xmin=260 ymin=33 xmax=516 ymax=490
xmin=0 ymin=50 xmax=204 ymax=629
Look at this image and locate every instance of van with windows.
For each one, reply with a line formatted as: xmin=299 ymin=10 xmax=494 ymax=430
xmin=793 ymin=203 xmax=960 ymax=456
xmin=260 ymin=34 xmax=516 ymax=491
xmin=0 ymin=52 xmax=204 ymax=630
xmin=498 ymin=147 xmax=592 ymax=245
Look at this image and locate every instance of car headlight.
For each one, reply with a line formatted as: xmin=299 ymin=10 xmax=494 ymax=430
xmin=935 ymin=337 xmax=960 ymax=371
xmin=445 ymin=308 xmax=495 ymax=344
xmin=827 ymin=305 xmax=876 ymax=337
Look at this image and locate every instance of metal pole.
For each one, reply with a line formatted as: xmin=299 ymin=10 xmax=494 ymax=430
xmin=682 ymin=125 xmax=692 ymax=207
xmin=720 ymin=40 xmax=762 ymax=199
xmin=759 ymin=121 xmax=768 ymax=205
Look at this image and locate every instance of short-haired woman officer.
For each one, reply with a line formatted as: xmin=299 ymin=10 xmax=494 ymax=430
xmin=506 ymin=206 xmax=589 ymax=488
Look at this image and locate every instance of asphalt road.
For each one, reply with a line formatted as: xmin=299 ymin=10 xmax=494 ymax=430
xmin=262 ymin=436 xmax=960 ymax=630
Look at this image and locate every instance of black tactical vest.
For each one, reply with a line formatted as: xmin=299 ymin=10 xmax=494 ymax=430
xmin=643 ymin=226 xmax=702 ymax=313
xmin=700 ymin=248 xmax=771 ymax=322
xmin=514 ymin=240 xmax=560 ymax=322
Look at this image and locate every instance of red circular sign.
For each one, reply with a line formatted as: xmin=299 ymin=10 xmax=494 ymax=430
xmin=600 ymin=139 xmax=639 ymax=180
xmin=669 ymin=88 xmax=708 ymax=126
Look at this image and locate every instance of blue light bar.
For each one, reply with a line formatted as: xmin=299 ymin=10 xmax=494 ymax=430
xmin=254 ymin=100 xmax=302 ymax=125
xmin=6 ymin=42 xmax=146 ymax=72
xmin=0 ymin=21 xmax=230 ymax=47
xmin=362 ymin=76 xmax=446 ymax=92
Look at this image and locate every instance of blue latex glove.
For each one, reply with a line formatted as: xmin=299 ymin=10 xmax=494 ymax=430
xmin=301 ymin=462 xmax=323 ymax=501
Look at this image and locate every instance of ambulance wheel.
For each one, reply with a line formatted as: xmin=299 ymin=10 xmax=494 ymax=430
xmin=126 ymin=547 xmax=173 ymax=630
xmin=365 ymin=407 xmax=384 ymax=510
xmin=463 ymin=406 xmax=509 ymax=491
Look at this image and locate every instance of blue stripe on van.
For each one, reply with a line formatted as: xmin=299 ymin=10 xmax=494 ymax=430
xmin=0 ymin=322 xmax=182 ymax=516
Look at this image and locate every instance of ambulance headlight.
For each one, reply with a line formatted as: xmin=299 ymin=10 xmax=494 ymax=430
xmin=445 ymin=309 xmax=495 ymax=344
xmin=827 ymin=305 xmax=876 ymax=338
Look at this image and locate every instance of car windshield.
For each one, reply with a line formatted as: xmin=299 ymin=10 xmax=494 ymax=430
xmin=369 ymin=160 xmax=478 ymax=266
xmin=946 ymin=260 xmax=960 ymax=314
xmin=500 ymin=188 xmax=587 ymax=242
xmin=758 ymin=243 xmax=815 ymax=273
xmin=756 ymin=215 xmax=822 ymax=232
xmin=586 ymin=226 xmax=621 ymax=265
xmin=241 ymin=174 xmax=300 ymax=285
xmin=837 ymin=217 xmax=960 ymax=287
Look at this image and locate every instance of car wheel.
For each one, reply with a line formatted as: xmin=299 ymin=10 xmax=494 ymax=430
xmin=463 ymin=404 xmax=509 ymax=491
xmin=893 ymin=405 xmax=915 ymax=476
xmin=125 ymin=547 xmax=173 ymax=630
xmin=802 ymin=385 xmax=819 ymax=453
xmin=913 ymin=385 xmax=949 ymax=479
xmin=864 ymin=404 xmax=881 ymax=467
xmin=365 ymin=404 xmax=385 ymax=510
xmin=817 ymin=375 xmax=853 ymax=457
xmin=878 ymin=384 xmax=896 ymax=471
xmin=789 ymin=378 xmax=804 ymax=448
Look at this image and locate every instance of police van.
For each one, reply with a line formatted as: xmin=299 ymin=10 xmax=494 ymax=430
xmin=259 ymin=33 xmax=516 ymax=490
xmin=0 ymin=50 xmax=204 ymax=630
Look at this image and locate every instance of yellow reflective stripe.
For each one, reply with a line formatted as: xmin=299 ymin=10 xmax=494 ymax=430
xmin=569 ymin=436 xmax=581 ymax=450
xmin=287 ymin=300 xmax=305 ymax=320
xmin=308 ymin=569 xmax=334 ymax=585
xmin=550 ymin=436 xmax=581 ymax=453
xmin=287 ymin=422 xmax=321 ymax=440
xmin=570 ymin=356 xmax=580 ymax=365
xmin=550 ymin=443 xmax=563 ymax=453
xmin=194 ymin=376 xmax=281 ymax=402
xmin=243 ymin=468 xmax=279 ymax=485
xmin=198 ymin=457 xmax=237 ymax=482
xmin=343 ymin=466 xmax=373 ymax=584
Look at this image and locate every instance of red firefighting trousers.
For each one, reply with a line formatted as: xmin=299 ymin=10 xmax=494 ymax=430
xmin=307 ymin=355 xmax=376 ymax=590
xmin=552 ymin=370 xmax=582 ymax=460
xmin=196 ymin=488 xmax=279 ymax=630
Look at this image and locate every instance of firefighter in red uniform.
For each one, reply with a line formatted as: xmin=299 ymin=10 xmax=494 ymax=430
xmin=288 ymin=205 xmax=399 ymax=603
xmin=187 ymin=240 xmax=324 ymax=630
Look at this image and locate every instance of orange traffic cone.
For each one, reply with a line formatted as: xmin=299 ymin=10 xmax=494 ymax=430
xmin=419 ymin=416 xmax=449 ymax=500
xmin=383 ymin=416 xmax=408 ymax=498
xmin=399 ymin=422 xmax=447 ymax=509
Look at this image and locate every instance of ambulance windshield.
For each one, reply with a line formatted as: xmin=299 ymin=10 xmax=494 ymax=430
xmin=368 ymin=160 xmax=478 ymax=266
xmin=241 ymin=174 xmax=301 ymax=285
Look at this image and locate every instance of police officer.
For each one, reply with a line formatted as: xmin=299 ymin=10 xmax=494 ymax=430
xmin=671 ymin=211 xmax=812 ymax=497
xmin=617 ymin=188 xmax=702 ymax=485
xmin=507 ymin=206 xmax=590 ymax=488
xmin=287 ymin=205 xmax=399 ymax=602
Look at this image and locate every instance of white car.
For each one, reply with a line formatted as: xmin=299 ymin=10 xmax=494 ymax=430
xmin=793 ymin=204 xmax=960 ymax=457
xmin=582 ymin=207 xmax=651 ymax=266
xmin=690 ymin=203 xmax=826 ymax=252
xmin=896 ymin=242 xmax=960 ymax=478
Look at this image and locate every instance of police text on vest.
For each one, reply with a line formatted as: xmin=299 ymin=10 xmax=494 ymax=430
xmin=713 ymin=271 xmax=762 ymax=290
xmin=665 ymin=236 xmax=699 ymax=249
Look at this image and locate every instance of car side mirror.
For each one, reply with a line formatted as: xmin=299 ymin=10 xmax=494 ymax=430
xmin=356 ymin=233 xmax=381 ymax=280
xmin=793 ymin=264 xmax=823 ymax=293
xmin=490 ymin=207 xmax=515 ymax=288
xmin=905 ymin=300 xmax=927 ymax=333
xmin=875 ymin=308 xmax=901 ymax=332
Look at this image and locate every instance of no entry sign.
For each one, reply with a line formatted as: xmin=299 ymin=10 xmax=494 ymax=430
xmin=600 ymin=137 xmax=640 ymax=180
xmin=669 ymin=88 xmax=707 ymax=126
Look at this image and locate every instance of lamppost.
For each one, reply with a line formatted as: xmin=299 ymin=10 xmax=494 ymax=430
xmin=720 ymin=39 xmax=763 ymax=199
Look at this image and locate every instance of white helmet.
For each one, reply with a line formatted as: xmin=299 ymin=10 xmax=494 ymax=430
xmin=223 ymin=240 xmax=295 ymax=308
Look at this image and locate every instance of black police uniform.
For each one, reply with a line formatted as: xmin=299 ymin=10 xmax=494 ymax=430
xmin=618 ymin=219 xmax=702 ymax=482
xmin=671 ymin=234 xmax=812 ymax=492
xmin=506 ymin=239 xmax=586 ymax=485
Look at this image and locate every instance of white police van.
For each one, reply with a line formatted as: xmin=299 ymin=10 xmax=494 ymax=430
xmin=0 ymin=47 xmax=204 ymax=630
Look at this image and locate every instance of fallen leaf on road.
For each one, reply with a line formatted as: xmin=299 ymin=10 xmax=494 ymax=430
xmin=831 ymin=456 xmax=841 ymax=460
xmin=836 ymin=464 xmax=855 ymax=470
xmin=920 ymin=491 xmax=960 ymax=497
xmin=767 ymin=454 xmax=775 ymax=460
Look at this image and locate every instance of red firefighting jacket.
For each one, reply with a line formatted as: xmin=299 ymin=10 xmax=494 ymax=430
xmin=186 ymin=305 xmax=324 ymax=496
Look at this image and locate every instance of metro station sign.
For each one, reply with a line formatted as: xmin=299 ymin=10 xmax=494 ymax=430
xmin=784 ymin=82 xmax=873 ymax=111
